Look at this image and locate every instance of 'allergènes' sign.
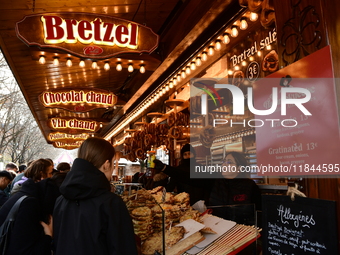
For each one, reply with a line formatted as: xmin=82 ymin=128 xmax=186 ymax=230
xmin=48 ymin=117 xmax=99 ymax=133
xmin=39 ymin=88 xmax=117 ymax=112
xmin=16 ymin=13 xmax=159 ymax=59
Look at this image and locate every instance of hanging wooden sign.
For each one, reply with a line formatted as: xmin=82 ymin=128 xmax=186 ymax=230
xmin=53 ymin=140 xmax=84 ymax=150
xmin=48 ymin=117 xmax=99 ymax=133
xmin=39 ymin=88 xmax=117 ymax=112
xmin=16 ymin=13 xmax=159 ymax=59
xmin=48 ymin=132 xmax=89 ymax=142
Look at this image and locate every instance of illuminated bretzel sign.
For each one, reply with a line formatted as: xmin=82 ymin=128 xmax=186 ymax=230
xmin=53 ymin=140 xmax=84 ymax=150
xmin=39 ymin=88 xmax=117 ymax=112
xmin=49 ymin=117 xmax=99 ymax=133
xmin=16 ymin=13 xmax=159 ymax=59
xmin=48 ymin=132 xmax=89 ymax=142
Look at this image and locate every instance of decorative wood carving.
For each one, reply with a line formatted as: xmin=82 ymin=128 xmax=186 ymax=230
xmin=273 ymin=0 xmax=327 ymax=67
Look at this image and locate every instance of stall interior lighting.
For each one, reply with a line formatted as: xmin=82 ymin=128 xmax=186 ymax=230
xmin=250 ymin=12 xmax=258 ymax=21
xmin=240 ymin=18 xmax=248 ymax=30
xmin=104 ymin=62 xmax=110 ymax=70
xmin=66 ymin=58 xmax=72 ymax=67
xmin=223 ymin=33 xmax=230 ymax=44
xmin=39 ymin=56 xmax=46 ymax=64
xmin=105 ymin=10 xmax=260 ymax=141
xmin=79 ymin=60 xmax=85 ymax=67
xmin=53 ymin=57 xmax=59 ymax=66
xmin=140 ymin=64 xmax=146 ymax=73
xmin=231 ymin=26 xmax=239 ymax=37
xmin=128 ymin=63 xmax=134 ymax=72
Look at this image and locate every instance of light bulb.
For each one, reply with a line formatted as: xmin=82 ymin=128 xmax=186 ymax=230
xmin=266 ymin=44 xmax=271 ymax=50
xmin=228 ymin=70 xmax=233 ymax=75
xmin=92 ymin=61 xmax=97 ymax=69
xmin=53 ymin=58 xmax=59 ymax=66
xmin=215 ymin=40 xmax=222 ymax=50
xmin=128 ymin=64 xmax=134 ymax=72
xmin=231 ymin=26 xmax=239 ymax=37
xmin=39 ymin=56 xmax=46 ymax=64
xmin=104 ymin=62 xmax=110 ymax=70
xmin=240 ymin=18 xmax=248 ymax=30
xmin=235 ymin=65 xmax=240 ymax=71
xmin=177 ymin=74 xmax=181 ymax=82
xmin=257 ymin=51 xmax=262 ymax=57
xmin=79 ymin=60 xmax=85 ymax=67
xmin=165 ymin=85 xmax=169 ymax=91
xmin=66 ymin=58 xmax=72 ymax=67
xmin=190 ymin=62 xmax=196 ymax=70
xmin=223 ymin=33 xmax=230 ymax=44
xmin=202 ymin=52 xmax=208 ymax=61
xmin=208 ymin=46 xmax=214 ymax=56
xmin=181 ymin=70 xmax=186 ymax=79
xmin=169 ymin=81 xmax=174 ymax=88
xmin=185 ymin=66 xmax=191 ymax=74
xmin=196 ymin=57 xmax=202 ymax=66
xmin=250 ymin=12 xmax=258 ymax=22
xmin=140 ymin=65 xmax=145 ymax=73
xmin=116 ymin=62 xmax=122 ymax=71
xmin=173 ymin=78 xmax=177 ymax=85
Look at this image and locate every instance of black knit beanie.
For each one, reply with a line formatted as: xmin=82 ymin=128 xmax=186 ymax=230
xmin=180 ymin=143 xmax=196 ymax=158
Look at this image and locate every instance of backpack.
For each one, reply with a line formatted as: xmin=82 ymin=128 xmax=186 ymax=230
xmin=0 ymin=195 xmax=28 ymax=255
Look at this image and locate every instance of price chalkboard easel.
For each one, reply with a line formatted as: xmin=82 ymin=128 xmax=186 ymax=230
xmin=262 ymin=195 xmax=338 ymax=255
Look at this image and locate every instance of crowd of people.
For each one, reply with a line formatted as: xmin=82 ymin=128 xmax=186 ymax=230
xmin=0 ymin=138 xmax=261 ymax=254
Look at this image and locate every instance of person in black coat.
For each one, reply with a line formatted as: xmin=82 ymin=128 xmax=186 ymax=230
xmin=154 ymin=143 xmax=211 ymax=205
xmin=208 ymin=151 xmax=261 ymax=225
xmin=0 ymin=158 xmax=56 ymax=255
xmin=53 ymin=137 xmax=138 ymax=255
xmin=0 ymin=179 xmax=54 ymax=255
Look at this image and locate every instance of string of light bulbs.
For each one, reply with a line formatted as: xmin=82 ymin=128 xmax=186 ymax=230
xmin=105 ymin=11 xmax=259 ymax=141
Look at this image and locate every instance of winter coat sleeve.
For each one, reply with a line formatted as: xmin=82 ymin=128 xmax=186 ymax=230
xmin=5 ymin=197 xmax=52 ymax=255
xmin=106 ymin=195 xmax=138 ymax=255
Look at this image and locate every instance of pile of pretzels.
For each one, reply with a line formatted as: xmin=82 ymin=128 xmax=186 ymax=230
xmin=123 ymin=112 xmax=190 ymax=161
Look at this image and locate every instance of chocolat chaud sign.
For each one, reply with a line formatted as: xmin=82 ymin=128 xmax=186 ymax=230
xmin=16 ymin=13 xmax=159 ymax=59
xmin=39 ymin=88 xmax=117 ymax=112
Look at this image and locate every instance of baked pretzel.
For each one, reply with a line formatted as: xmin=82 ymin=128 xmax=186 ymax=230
xmin=169 ymin=126 xmax=182 ymax=139
xmin=168 ymin=112 xmax=176 ymax=127
xmin=232 ymin=71 xmax=245 ymax=87
xmin=135 ymin=148 xmax=145 ymax=159
xmin=262 ymin=50 xmax=279 ymax=73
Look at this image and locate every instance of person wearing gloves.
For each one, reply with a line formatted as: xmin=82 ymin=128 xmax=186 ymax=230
xmin=153 ymin=143 xmax=211 ymax=205
xmin=53 ymin=137 xmax=138 ymax=255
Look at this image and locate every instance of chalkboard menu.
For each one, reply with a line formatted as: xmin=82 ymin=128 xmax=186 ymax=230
xmin=262 ymin=195 xmax=338 ymax=255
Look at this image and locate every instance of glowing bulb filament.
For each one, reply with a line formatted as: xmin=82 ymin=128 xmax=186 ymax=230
xmin=53 ymin=58 xmax=59 ymax=66
xmin=128 ymin=64 xmax=134 ymax=72
xmin=66 ymin=59 xmax=72 ymax=67
xmin=116 ymin=63 xmax=122 ymax=71
xmin=140 ymin=65 xmax=146 ymax=73
xmin=250 ymin=12 xmax=258 ymax=22
xmin=240 ymin=19 xmax=248 ymax=30
xmin=39 ymin=56 xmax=46 ymax=64
xmin=208 ymin=46 xmax=214 ymax=56
xmin=104 ymin=62 xmax=110 ymax=70
xmin=223 ymin=33 xmax=230 ymax=44
xmin=231 ymin=26 xmax=238 ymax=37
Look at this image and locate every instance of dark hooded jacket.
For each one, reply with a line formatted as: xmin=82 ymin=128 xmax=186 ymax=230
xmin=53 ymin=158 xmax=137 ymax=255
xmin=0 ymin=178 xmax=53 ymax=255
